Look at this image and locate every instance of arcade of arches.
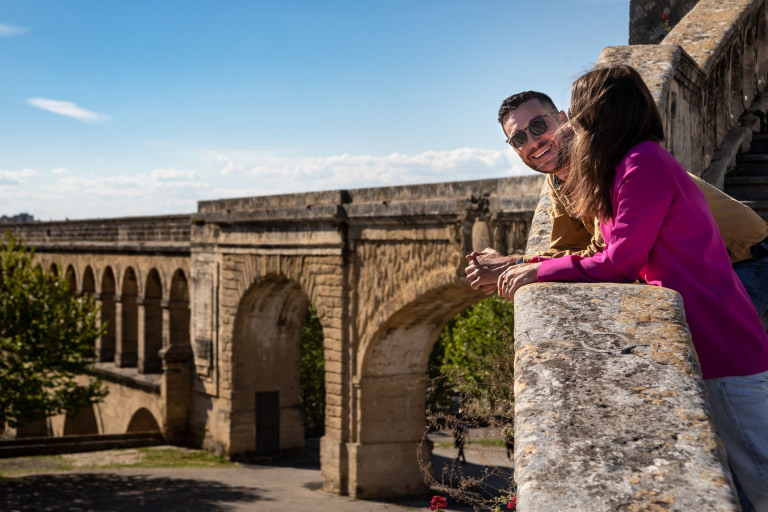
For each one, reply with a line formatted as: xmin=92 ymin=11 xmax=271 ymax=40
xmin=8 ymin=175 xmax=541 ymax=497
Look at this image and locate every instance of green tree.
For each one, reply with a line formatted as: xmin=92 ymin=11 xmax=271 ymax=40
xmin=300 ymin=303 xmax=325 ymax=437
xmin=429 ymin=295 xmax=515 ymax=416
xmin=0 ymin=232 xmax=107 ymax=429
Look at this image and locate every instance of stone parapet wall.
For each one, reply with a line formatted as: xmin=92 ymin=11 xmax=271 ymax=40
xmin=599 ymin=0 xmax=768 ymax=182
xmin=4 ymin=214 xmax=192 ymax=254
xmin=513 ymin=283 xmax=738 ymax=511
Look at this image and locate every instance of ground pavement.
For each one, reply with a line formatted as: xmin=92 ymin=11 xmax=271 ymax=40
xmin=0 ymin=430 xmax=514 ymax=512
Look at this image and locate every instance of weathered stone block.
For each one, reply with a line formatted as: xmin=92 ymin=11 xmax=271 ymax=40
xmin=513 ymin=283 xmax=738 ymax=511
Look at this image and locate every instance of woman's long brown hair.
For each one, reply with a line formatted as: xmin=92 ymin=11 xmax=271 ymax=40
xmin=566 ymin=64 xmax=665 ymax=221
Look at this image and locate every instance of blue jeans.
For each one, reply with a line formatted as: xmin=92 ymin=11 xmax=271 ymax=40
xmin=733 ymin=250 xmax=768 ymax=317
xmin=704 ymin=371 xmax=768 ymax=512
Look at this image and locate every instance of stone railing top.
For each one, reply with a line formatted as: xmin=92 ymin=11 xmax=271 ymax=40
xmin=3 ymin=214 xmax=193 ymax=253
xmin=514 ymin=283 xmax=737 ymax=511
xmin=196 ymin=175 xmax=544 ymax=225
xmin=664 ymin=0 xmax=758 ymax=73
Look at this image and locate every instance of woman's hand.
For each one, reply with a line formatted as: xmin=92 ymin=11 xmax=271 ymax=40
xmin=498 ymin=262 xmax=541 ymax=302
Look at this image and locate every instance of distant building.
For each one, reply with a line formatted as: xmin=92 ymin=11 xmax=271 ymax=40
xmin=0 ymin=213 xmax=35 ymax=223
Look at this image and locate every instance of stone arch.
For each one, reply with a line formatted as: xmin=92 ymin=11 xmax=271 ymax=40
xmin=169 ymin=269 xmax=190 ymax=348
xmin=230 ymin=274 xmax=309 ymax=457
xmin=126 ymin=408 xmax=161 ymax=433
xmin=758 ymin=4 xmax=768 ymax=92
xmin=743 ymin=26 xmax=756 ymax=108
xmin=714 ymin=60 xmax=729 ymax=146
xmin=63 ymin=405 xmax=99 ymax=436
xmin=118 ymin=267 xmax=139 ymax=368
xmin=729 ymin=41 xmax=743 ymax=128
xmin=98 ymin=267 xmax=117 ymax=362
xmin=141 ymin=269 xmax=163 ymax=373
xmin=50 ymin=262 xmax=59 ymax=276
xmin=65 ymin=264 xmax=77 ymax=293
xmin=352 ymin=278 xmax=482 ymax=497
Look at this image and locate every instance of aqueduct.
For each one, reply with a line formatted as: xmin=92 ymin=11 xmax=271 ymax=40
xmin=7 ymin=177 xmax=541 ymax=496
xmin=4 ymin=0 xmax=768 ymax=506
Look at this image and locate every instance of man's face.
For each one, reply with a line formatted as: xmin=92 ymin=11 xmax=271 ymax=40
xmin=502 ymin=99 xmax=570 ymax=176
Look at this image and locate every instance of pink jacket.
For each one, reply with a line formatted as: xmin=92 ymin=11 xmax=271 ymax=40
xmin=535 ymin=141 xmax=768 ymax=379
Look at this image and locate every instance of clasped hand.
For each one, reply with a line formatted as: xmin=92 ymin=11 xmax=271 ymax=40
xmin=464 ymin=247 xmax=540 ymax=301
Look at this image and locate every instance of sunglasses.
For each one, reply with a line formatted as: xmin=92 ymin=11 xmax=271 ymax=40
xmin=506 ymin=113 xmax=555 ymax=150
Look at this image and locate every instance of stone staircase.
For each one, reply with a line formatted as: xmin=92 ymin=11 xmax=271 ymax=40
xmin=725 ymin=133 xmax=768 ymax=220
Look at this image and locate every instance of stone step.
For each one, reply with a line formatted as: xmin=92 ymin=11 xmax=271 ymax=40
xmin=724 ymin=176 xmax=768 ymax=201
xmin=735 ymin=154 xmax=768 ymax=176
xmin=0 ymin=431 xmax=164 ymax=458
xmin=741 ymin=200 xmax=768 ymax=222
xmin=749 ymin=133 xmax=768 ymax=154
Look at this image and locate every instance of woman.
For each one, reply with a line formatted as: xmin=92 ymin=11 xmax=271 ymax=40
xmin=499 ymin=64 xmax=768 ymax=511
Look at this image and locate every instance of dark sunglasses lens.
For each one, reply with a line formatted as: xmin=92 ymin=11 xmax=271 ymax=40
xmin=528 ymin=117 xmax=549 ymax=136
xmin=510 ymin=131 xmax=527 ymax=149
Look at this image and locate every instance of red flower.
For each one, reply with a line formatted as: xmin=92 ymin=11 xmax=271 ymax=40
xmin=661 ymin=13 xmax=668 ymax=19
xmin=430 ymin=495 xmax=448 ymax=510
xmin=508 ymin=496 xmax=517 ymax=509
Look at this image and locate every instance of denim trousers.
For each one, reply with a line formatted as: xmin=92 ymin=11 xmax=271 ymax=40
xmin=733 ymin=250 xmax=768 ymax=317
xmin=702 ymin=252 xmax=768 ymax=511
xmin=704 ymin=372 xmax=768 ymax=512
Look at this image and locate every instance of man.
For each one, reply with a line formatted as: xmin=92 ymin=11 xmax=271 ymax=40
xmin=465 ymin=91 xmax=768 ymax=318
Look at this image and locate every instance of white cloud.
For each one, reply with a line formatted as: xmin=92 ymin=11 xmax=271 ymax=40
xmin=217 ymin=155 xmax=242 ymax=175
xmin=0 ymin=168 xmax=37 ymax=185
xmin=151 ymin=168 xmax=200 ymax=181
xmin=52 ymin=168 xmax=68 ymax=175
xmin=245 ymin=147 xmax=530 ymax=188
xmin=0 ymin=24 xmax=27 ymax=37
xmin=26 ymin=98 xmax=109 ymax=123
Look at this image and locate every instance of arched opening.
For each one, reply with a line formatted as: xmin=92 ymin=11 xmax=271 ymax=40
xmin=141 ymin=269 xmax=163 ymax=373
xmin=126 ymin=408 xmax=161 ymax=433
xmin=230 ymin=275 xmax=309 ymax=457
xmin=98 ymin=267 xmax=116 ymax=362
xmin=743 ymin=28 xmax=756 ymax=108
xmin=49 ymin=263 xmax=59 ymax=276
xmin=729 ymin=43 xmax=743 ymax=128
xmin=63 ymin=405 xmax=99 ymax=436
xmin=757 ymin=5 xmax=768 ymax=92
xmin=82 ymin=266 xmax=95 ymax=296
xmin=169 ymin=269 xmax=190 ymax=348
xmin=301 ymin=303 xmax=325 ymax=439
xmin=715 ymin=60 xmax=728 ymax=146
xmin=353 ymin=283 xmax=481 ymax=497
xmin=118 ymin=267 xmax=138 ymax=368
xmin=65 ymin=264 xmax=77 ymax=293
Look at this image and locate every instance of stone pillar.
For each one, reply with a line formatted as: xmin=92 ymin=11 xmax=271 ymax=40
xmin=346 ymin=441 xmax=430 ymax=498
xmin=93 ymin=292 xmax=106 ymax=361
xmin=513 ymin=283 xmax=739 ymax=511
xmin=136 ymin=298 xmax=147 ymax=372
xmin=160 ymin=343 xmax=193 ymax=445
xmin=161 ymin=299 xmax=171 ymax=349
xmin=113 ymin=297 xmax=125 ymax=366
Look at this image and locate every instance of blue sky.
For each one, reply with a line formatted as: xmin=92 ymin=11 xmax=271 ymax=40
xmin=0 ymin=1 xmax=628 ymax=220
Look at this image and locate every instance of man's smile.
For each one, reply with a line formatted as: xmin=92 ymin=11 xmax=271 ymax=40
xmin=531 ymin=143 xmax=552 ymax=160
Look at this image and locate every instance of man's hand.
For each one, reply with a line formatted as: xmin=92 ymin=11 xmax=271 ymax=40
xmin=465 ymin=248 xmax=517 ymax=295
xmin=498 ymin=262 xmax=541 ymax=302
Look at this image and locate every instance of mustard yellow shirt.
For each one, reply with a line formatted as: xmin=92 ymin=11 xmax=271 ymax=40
xmin=531 ymin=172 xmax=768 ymax=264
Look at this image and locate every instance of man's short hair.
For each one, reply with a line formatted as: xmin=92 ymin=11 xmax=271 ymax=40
xmin=498 ymin=91 xmax=558 ymax=126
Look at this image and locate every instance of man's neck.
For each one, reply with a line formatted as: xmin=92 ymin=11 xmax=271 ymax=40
xmin=554 ymin=164 xmax=569 ymax=182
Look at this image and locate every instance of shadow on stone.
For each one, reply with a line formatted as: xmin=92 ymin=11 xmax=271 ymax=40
xmin=0 ymin=473 xmax=264 ymax=512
